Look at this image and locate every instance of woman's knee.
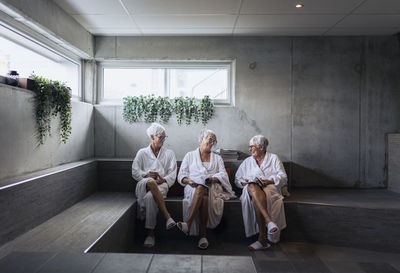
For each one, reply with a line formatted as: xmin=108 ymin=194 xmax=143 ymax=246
xmin=146 ymin=179 xmax=158 ymax=190
xmin=195 ymin=185 xmax=207 ymax=195
xmin=247 ymin=184 xmax=260 ymax=195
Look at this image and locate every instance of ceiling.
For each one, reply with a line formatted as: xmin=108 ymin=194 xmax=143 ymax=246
xmin=53 ymin=0 xmax=400 ymax=36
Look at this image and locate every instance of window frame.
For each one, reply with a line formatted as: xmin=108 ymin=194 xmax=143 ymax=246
xmin=0 ymin=22 xmax=82 ymax=100
xmin=97 ymin=60 xmax=235 ymax=106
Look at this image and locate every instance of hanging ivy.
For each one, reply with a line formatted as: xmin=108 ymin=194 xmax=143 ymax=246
xmin=122 ymin=95 xmax=214 ymax=125
xmin=173 ymin=96 xmax=186 ymax=125
xmin=31 ymin=74 xmax=72 ymax=144
xmin=158 ymin=96 xmax=173 ymax=123
xmin=184 ymin=97 xmax=199 ymax=125
xmin=199 ymin=95 xmax=214 ymax=125
xmin=143 ymin=95 xmax=158 ymax=123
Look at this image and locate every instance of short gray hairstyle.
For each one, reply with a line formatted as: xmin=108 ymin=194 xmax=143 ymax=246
xmin=250 ymin=135 xmax=268 ymax=152
xmin=146 ymin=123 xmax=166 ymax=138
xmin=199 ymin=129 xmax=216 ymax=144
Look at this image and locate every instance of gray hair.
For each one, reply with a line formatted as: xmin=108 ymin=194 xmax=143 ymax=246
xmin=146 ymin=123 xmax=166 ymax=138
xmin=250 ymin=135 xmax=268 ymax=152
xmin=199 ymin=129 xmax=216 ymax=144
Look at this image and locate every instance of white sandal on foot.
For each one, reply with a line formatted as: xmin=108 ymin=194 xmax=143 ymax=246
xmin=248 ymin=241 xmax=270 ymax=251
xmin=143 ymin=236 xmax=155 ymax=248
xmin=177 ymin=222 xmax=189 ymax=235
xmin=267 ymin=222 xmax=280 ymax=243
xmin=166 ymin=218 xmax=176 ymax=230
xmin=198 ymin=237 xmax=209 ymax=250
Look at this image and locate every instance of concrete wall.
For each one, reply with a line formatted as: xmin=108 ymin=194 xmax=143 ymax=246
xmin=0 ymin=0 xmax=93 ymax=58
xmin=93 ymin=36 xmax=400 ymax=188
xmin=0 ymin=84 xmax=94 ymax=181
xmin=388 ymin=134 xmax=400 ymax=193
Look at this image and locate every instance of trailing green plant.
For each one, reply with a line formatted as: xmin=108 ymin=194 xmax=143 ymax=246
xmin=184 ymin=97 xmax=199 ymax=125
xmin=158 ymin=96 xmax=173 ymax=123
xmin=122 ymin=95 xmax=214 ymax=125
xmin=31 ymin=74 xmax=72 ymax=144
xmin=143 ymin=95 xmax=159 ymax=123
xmin=173 ymin=96 xmax=186 ymax=125
xmin=199 ymin=96 xmax=214 ymax=125
xmin=123 ymin=96 xmax=143 ymax=122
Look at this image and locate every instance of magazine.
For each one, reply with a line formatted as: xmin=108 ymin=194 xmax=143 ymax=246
xmin=241 ymin=177 xmax=266 ymax=188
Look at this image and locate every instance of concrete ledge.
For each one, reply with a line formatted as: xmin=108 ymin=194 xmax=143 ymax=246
xmin=0 ymin=192 xmax=136 ymax=259
xmin=131 ymin=189 xmax=400 ymax=253
xmin=0 ymin=160 xmax=97 ymax=246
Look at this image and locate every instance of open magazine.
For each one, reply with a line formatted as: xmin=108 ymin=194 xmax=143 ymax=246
xmin=241 ymin=177 xmax=266 ymax=188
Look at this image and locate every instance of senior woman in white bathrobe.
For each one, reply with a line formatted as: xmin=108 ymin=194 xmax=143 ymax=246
xmin=177 ymin=129 xmax=235 ymax=249
xmin=132 ymin=123 xmax=177 ymax=248
xmin=235 ymin=135 xmax=287 ymax=250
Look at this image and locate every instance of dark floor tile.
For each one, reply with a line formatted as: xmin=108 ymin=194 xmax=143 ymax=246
xmin=253 ymin=260 xmax=296 ymax=273
xmin=251 ymin=245 xmax=289 ymax=261
xmin=0 ymin=251 xmax=55 ymax=273
xmin=316 ymin=245 xmax=384 ymax=262
xmin=359 ymin=262 xmax=400 ymax=273
xmin=203 ymin=255 xmax=256 ymax=273
xmin=291 ymin=259 xmax=332 ymax=273
xmin=280 ymin=243 xmax=320 ymax=261
xmin=324 ymin=261 xmax=365 ymax=273
xmin=92 ymin=253 xmax=153 ymax=273
xmin=37 ymin=252 xmax=105 ymax=273
xmin=392 ymin=262 xmax=400 ymax=272
xmin=148 ymin=254 xmax=201 ymax=273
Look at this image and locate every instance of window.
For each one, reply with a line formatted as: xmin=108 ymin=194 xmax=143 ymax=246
xmin=0 ymin=25 xmax=80 ymax=97
xmin=99 ymin=61 xmax=235 ymax=105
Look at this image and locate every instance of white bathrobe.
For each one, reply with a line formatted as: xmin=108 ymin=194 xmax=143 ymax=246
xmin=235 ymin=152 xmax=287 ymax=237
xmin=178 ymin=148 xmax=236 ymax=236
xmin=132 ymin=145 xmax=177 ymax=229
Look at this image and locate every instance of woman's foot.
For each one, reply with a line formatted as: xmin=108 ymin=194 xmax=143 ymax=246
xmin=198 ymin=237 xmax=209 ymax=249
xmin=177 ymin=222 xmax=189 ymax=235
xmin=166 ymin=217 xmax=176 ymax=230
xmin=248 ymin=240 xmax=270 ymax=251
xmin=267 ymin=221 xmax=279 ymax=233
xmin=267 ymin=221 xmax=280 ymax=243
xmin=143 ymin=236 xmax=155 ymax=248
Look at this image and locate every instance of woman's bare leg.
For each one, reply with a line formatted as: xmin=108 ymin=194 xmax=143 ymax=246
xmin=186 ymin=185 xmax=207 ymax=229
xmin=199 ymin=194 xmax=209 ymax=238
xmin=253 ymin=203 xmax=267 ymax=245
xmin=247 ymin=184 xmax=275 ymax=227
xmin=146 ymin=180 xmax=170 ymax=220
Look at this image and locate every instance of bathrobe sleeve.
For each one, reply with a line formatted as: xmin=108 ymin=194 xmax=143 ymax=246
xmin=131 ymin=150 xmax=149 ymax=182
xmin=235 ymin=159 xmax=247 ymax=189
xmin=163 ymin=150 xmax=177 ymax=188
xmin=212 ymin=155 xmax=233 ymax=194
xmin=177 ymin=152 xmax=191 ymax=186
xmin=266 ymin=154 xmax=287 ymax=190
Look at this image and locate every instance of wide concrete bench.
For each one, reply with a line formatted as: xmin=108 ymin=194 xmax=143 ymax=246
xmin=97 ymin=159 xmax=400 ymax=253
xmin=0 ymin=192 xmax=135 ymax=259
xmin=1 ymin=158 xmax=400 ymax=258
xmin=0 ymin=160 xmax=136 ymax=259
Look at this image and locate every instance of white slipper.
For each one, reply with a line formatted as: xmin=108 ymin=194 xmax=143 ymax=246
xmin=267 ymin=221 xmax=279 ymax=233
xmin=198 ymin=237 xmax=209 ymax=250
xmin=166 ymin=217 xmax=176 ymax=230
xmin=268 ymin=230 xmax=281 ymax=243
xmin=143 ymin=236 xmax=155 ymax=248
xmin=177 ymin=222 xmax=189 ymax=235
xmin=267 ymin=222 xmax=280 ymax=243
xmin=248 ymin=241 xmax=270 ymax=251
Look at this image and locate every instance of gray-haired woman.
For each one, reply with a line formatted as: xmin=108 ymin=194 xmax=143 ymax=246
xmin=235 ymin=135 xmax=287 ymax=250
xmin=177 ymin=129 xmax=235 ymax=249
xmin=132 ymin=123 xmax=177 ymax=248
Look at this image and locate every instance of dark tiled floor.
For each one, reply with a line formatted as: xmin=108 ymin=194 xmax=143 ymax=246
xmin=1 ymin=242 xmax=399 ymax=273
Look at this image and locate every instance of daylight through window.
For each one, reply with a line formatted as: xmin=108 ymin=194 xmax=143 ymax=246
xmin=100 ymin=62 xmax=234 ymax=105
